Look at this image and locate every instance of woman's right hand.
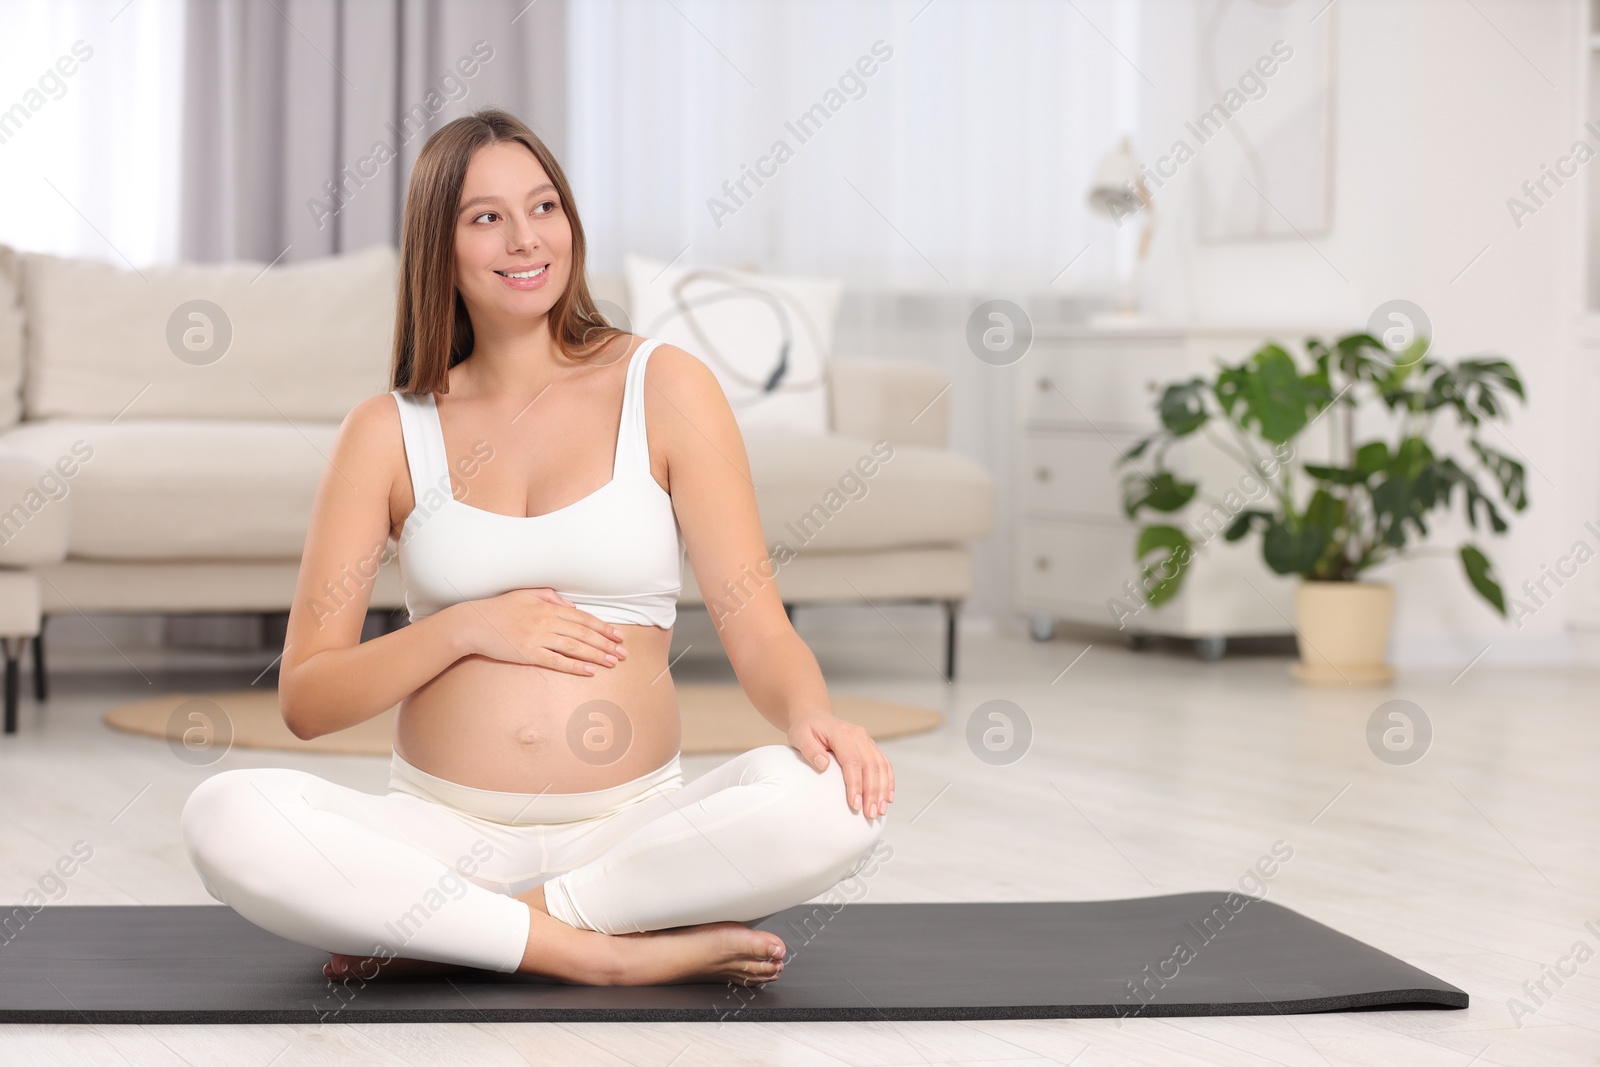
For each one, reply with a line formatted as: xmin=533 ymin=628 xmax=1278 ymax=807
xmin=452 ymin=587 xmax=626 ymax=675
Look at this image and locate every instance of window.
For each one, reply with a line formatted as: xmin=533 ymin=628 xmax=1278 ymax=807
xmin=566 ymin=0 xmax=1142 ymax=297
xmin=0 ymin=0 xmax=186 ymax=267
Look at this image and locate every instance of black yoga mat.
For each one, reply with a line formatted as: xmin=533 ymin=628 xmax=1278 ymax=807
xmin=0 ymin=893 xmax=1465 ymax=1023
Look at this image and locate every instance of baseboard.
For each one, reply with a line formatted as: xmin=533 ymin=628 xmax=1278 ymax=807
xmin=1388 ymin=629 xmax=1579 ymax=668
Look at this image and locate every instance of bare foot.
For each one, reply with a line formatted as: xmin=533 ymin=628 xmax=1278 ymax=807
xmin=520 ymin=879 xmax=788 ymax=986
xmin=596 ymin=921 xmax=788 ymax=987
xmin=323 ymin=885 xmax=788 ymax=988
xmin=323 ymin=952 xmax=468 ymax=980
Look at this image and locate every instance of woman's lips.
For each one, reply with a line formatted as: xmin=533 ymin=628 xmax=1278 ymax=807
xmin=494 ymin=264 xmax=550 ymax=291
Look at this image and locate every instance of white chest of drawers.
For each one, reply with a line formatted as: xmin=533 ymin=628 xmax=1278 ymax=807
xmin=1014 ymin=324 xmax=1325 ymax=659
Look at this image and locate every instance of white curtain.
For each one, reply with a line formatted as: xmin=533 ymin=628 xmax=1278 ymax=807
xmin=2 ymin=0 xmax=1143 ymax=288
xmin=0 ymin=0 xmax=566 ymax=269
xmin=567 ymin=0 xmax=1145 ymax=630
xmin=567 ymin=0 xmax=1143 ymax=297
xmin=178 ymin=0 xmax=569 ymax=264
xmin=0 ymin=0 xmax=187 ymax=268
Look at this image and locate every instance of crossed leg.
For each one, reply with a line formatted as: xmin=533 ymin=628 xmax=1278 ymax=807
xmin=180 ymin=744 xmax=885 ymax=983
xmin=536 ymin=744 xmax=886 ymax=935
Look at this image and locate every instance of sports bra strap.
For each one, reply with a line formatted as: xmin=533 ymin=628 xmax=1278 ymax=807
xmin=391 ymin=390 xmax=452 ymax=512
xmin=613 ymin=338 xmax=664 ymax=478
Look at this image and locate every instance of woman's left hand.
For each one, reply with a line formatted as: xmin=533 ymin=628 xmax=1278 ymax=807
xmin=786 ymin=714 xmax=894 ymax=819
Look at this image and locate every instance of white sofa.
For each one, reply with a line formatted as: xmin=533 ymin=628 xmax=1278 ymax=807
xmin=0 ymin=244 xmax=994 ymax=732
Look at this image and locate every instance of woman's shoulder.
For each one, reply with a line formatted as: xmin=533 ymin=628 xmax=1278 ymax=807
xmin=641 ymin=338 xmax=713 ymax=385
xmin=338 ymin=391 xmax=414 ymax=458
xmin=313 ymin=392 xmax=411 ymax=511
xmin=638 ymin=340 xmax=734 ymax=424
xmin=349 ymin=389 xmax=407 ymax=423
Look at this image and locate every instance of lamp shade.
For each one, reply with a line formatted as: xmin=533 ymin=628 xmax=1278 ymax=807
xmin=1088 ymin=140 xmax=1143 ymax=218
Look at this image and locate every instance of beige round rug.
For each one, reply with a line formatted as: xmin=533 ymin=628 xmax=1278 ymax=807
xmin=103 ymin=685 xmax=942 ymax=757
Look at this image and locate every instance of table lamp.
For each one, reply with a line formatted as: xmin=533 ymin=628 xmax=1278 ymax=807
xmin=1087 ymin=137 xmax=1155 ymax=321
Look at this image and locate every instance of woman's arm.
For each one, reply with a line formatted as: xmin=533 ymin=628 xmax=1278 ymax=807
xmin=649 ymin=345 xmax=894 ymax=818
xmin=278 ymin=394 xmax=469 ymax=740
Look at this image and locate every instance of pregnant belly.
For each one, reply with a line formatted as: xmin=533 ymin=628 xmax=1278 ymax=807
xmin=393 ymin=623 xmax=682 ymax=794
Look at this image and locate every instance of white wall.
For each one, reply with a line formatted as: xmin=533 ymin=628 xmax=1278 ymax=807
xmin=1137 ymin=0 xmax=1596 ymax=666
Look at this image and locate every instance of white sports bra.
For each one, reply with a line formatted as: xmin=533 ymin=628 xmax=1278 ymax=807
xmin=390 ymin=337 xmax=684 ymax=629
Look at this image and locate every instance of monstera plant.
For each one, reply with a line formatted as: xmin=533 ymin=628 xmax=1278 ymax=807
xmin=1117 ymin=330 xmax=1528 ymax=680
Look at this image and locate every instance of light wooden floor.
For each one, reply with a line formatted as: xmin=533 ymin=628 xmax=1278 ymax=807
xmin=1 ymin=605 xmax=1595 ymax=1066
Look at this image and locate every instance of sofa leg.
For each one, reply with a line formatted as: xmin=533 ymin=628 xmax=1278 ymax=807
xmin=943 ymin=600 xmax=959 ymax=682
xmin=32 ymin=621 xmax=47 ymax=701
xmin=3 ymin=636 xmax=22 ymax=735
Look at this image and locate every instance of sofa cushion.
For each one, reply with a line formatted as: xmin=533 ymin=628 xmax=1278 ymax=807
xmin=0 ymin=245 xmax=23 ymax=431
xmin=742 ymin=430 xmax=992 ymax=552
xmin=21 ymin=244 xmax=396 ymax=422
xmin=0 ymin=419 xmax=338 ymax=561
xmin=0 ymin=441 xmax=71 ymax=566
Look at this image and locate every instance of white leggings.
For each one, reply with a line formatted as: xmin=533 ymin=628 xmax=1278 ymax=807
xmin=180 ymin=744 xmax=887 ymax=973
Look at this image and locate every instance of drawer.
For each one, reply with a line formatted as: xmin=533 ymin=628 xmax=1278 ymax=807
xmin=1017 ymin=431 xmax=1143 ymax=521
xmin=1021 ymin=343 xmax=1181 ymax=429
xmin=1015 ymin=519 xmax=1143 ymax=616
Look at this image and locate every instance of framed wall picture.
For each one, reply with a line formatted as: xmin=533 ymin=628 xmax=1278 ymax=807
xmin=1192 ymin=0 xmax=1336 ymax=242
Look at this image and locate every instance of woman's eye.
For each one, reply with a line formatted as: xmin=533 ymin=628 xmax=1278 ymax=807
xmin=472 ymin=211 xmax=498 ymax=224
xmin=467 ymin=201 xmax=556 ymax=223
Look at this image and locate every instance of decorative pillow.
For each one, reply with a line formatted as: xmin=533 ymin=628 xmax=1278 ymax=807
xmin=624 ymin=254 xmax=840 ymax=434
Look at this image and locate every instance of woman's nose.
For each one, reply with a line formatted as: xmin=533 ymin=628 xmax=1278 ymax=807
xmin=502 ymin=215 xmax=537 ymax=253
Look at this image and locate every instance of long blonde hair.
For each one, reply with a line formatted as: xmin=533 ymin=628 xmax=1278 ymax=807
xmin=390 ymin=107 xmax=624 ymax=394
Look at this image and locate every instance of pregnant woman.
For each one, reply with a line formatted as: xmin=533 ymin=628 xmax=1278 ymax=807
xmin=180 ymin=108 xmax=893 ymax=988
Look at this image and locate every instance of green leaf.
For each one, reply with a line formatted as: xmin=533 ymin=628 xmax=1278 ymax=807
xmin=1334 ymin=331 xmax=1387 ymax=356
xmin=1122 ymin=471 xmax=1198 ymax=519
xmin=1157 ymin=378 xmax=1210 ymax=436
xmin=1301 ymin=344 xmax=1334 ymax=408
xmin=1456 ymin=356 xmax=1527 ymax=410
xmin=1119 ymin=431 xmax=1162 ymax=464
xmin=1262 ymin=518 xmax=1329 ymax=576
xmin=1223 ymin=509 xmax=1274 ymax=542
xmin=1439 ymin=458 xmax=1510 ymax=534
xmin=1468 ymin=439 xmax=1528 ymax=511
xmin=1304 ymin=463 xmax=1368 ymax=486
xmin=1303 ymin=488 xmax=1347 ymax=533
xmin=1212 ymin=364 xmax=1247 ymax=422
xmin=1354 ymin=441 xmax=1390 ymax=476
xmin=1426 ymin=357 xmax=1526 ymax=428
xmin=1334 ymin=331 xmax=1402 ymax=386
xmin=1133 ymin=525 xmax=1195 ymax=606
xmin=1393 ymin=436 xmax=1435 ymax=475
xmin=1413 ymin=464 xmax=1447 ymax=513
xmin=1248 ymin=345 xmax=1314 ymax=443
xmin=1212 ymin=344 xmax=1316 ymax=444
xmin=1385 ymin=338 xmax=1430 ymax=381
xmin=1461 ymin=544 xmax=1506 ymax=616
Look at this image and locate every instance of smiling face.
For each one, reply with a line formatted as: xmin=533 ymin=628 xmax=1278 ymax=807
xmin=452 ymin=139 xmax=573 ymax=327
